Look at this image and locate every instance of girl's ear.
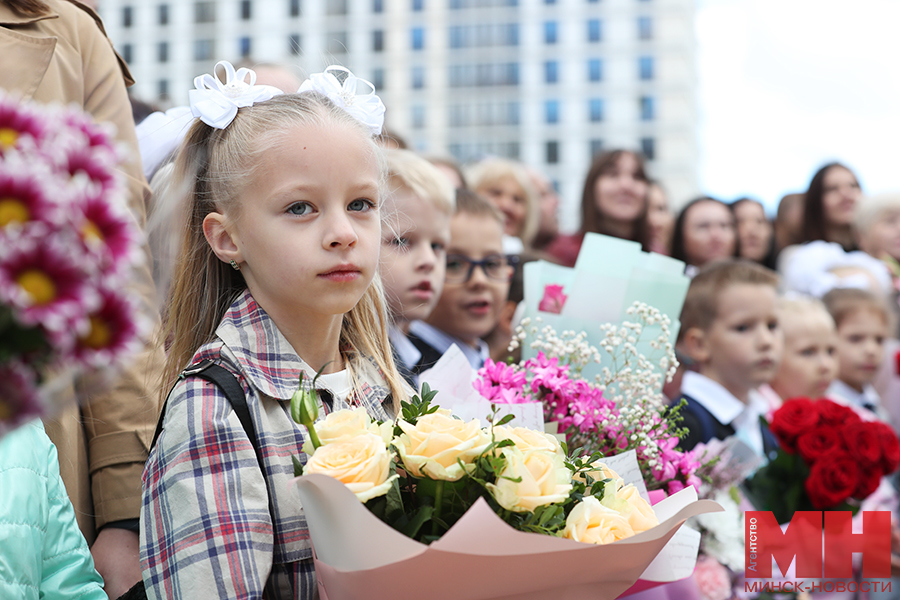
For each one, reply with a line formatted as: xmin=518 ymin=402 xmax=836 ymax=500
xmin=681 ymin=326 xmax=710 ymax=365
xmin=203 ymin=212 xmax=242 ymax=265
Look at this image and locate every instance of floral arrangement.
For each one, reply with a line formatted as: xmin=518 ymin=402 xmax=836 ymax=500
xmin=291 ymin=381 xmax=659 ymax=545
xmin=475 ymin=298 xmax=700 ymax=495
xmin=745 ymin=397 xmax=900 ymax=524
xmin=0 ymin=93 xmax=143 ymax=432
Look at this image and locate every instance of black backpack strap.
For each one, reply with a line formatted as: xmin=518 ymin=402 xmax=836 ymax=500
xmin=151 ymin=359 xmax=276 ymax=523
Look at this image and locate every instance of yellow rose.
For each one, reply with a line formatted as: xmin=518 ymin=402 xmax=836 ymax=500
xmin=493 ymin=425 xmax=565 ymax=458
xmin=394 ymin=411 xmax=491 ymax=481
xmin=304 ymin=433 xmax=398 ymax=502
xmin=613 ymin=484 xmax=659 ymax=533
xmin=564 ymin=496 xmax=635 ymax=544
xmin=577 ymin=460 xmax=621 ymax=485
xmin=301 ymin=407 xmax=391 ymax=455
xmin=487 ymin=448 xmax=573 ymax=513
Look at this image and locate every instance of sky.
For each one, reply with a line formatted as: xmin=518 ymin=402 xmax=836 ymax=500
xmin=695 ymin=0 xmax=900 ymax=213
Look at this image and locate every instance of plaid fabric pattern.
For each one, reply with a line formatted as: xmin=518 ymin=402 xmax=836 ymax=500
xmin=141 ymin=290 xmax=395 ymax=600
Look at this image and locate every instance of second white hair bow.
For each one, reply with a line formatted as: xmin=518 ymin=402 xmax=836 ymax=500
xmin=297 ymin=66 xmax=386 ymax=136
xmin=189 ymin=61 xmax=283 ymax=129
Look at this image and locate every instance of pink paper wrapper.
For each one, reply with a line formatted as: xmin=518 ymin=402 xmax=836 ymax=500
xmin=294 ymin=474 xmax=722 ymax=600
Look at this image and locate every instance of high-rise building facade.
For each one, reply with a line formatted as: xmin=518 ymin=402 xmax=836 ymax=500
xmin=101 ymin=0 xmax=698 ymax=227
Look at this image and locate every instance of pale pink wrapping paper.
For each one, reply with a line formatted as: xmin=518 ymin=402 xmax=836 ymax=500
xmin=294 ymin=474 xmax=721 ymax=600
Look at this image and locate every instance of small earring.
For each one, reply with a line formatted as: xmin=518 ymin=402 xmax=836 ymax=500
xmin=230 ymin=259 xmax=240 ymax=271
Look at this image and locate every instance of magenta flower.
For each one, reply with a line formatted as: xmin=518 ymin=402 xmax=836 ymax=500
xmin=0 ymin=96 xmax=46 ymax=154
xmin=474 ymin=358 xmax=528 ymax=403
xmin=538 ymin=283 xmax=567 ymax=314
xmin=0 ymin=168 xmax=63 ymax=233
xmin=0 ymin=361 xmax=42 ymax=428
xmin=0 ymin=234 xmax=97 ymax=333
xmin=75 ymin=188 xmax=141 ymax=274
xmin=70 ymin=288 xmax=141 ymax=367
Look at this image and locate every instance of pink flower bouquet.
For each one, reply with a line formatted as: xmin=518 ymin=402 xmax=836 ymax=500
xmin=0 ymin=93 xmax=144 ymax=434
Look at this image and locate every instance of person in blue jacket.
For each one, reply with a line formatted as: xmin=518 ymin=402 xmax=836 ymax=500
xmin=0 ymin=421 xmax=106 ymax=600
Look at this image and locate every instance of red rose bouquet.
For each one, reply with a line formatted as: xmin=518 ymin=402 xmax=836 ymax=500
xmin=745 ymin=397 xmax=900 ymax=523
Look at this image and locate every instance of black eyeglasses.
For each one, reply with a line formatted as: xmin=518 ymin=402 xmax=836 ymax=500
xmin=445 ymin=254 xmax=519 ymax=284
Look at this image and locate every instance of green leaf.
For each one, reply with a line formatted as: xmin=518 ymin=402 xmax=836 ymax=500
xmin=400 ymin=505 xmax=434 ymax=539
xmin=495 ymin=414 xmax=515 ymax=427
xmin=292 ymin=454 xmax=304 ymax=478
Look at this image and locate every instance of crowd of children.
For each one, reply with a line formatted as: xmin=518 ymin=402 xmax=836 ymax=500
xmin=4 ymin=48 xmax=900 ymax=599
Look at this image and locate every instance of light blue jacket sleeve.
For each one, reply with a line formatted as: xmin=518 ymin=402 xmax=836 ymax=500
xmin=0 ymin=421 xmax=106 ymax=600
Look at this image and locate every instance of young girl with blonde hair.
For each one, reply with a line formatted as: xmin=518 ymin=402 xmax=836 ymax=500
xmin=140 ymin=63 xmax=406 ymax=599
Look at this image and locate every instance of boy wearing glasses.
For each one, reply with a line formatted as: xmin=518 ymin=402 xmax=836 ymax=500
xmin=379 ymin=150 xmax=456 ymax=385
xmin=409 ymin=189 xmax=517 ymax=372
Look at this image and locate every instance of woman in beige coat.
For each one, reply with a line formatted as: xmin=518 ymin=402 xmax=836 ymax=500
xmin=1 ymin=1 xmax=165 ymax=597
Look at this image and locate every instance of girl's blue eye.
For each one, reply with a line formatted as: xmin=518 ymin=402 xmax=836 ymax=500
xmin=389 ymin=237 xmax=410 ymax=248
xmin=349 ymin=198 xmax=374 ymax=212
xmin=288 ymin=202 xmax=312 ymax=216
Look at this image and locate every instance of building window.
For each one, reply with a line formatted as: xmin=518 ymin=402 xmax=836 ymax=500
xmin=545 ymin=100 xmax=560 ymax=124
xmin=590 ymin=139 xmax=603 ymax=157
xmin=589 ymin=98 xmax=604 ymax=122
xmin=588 ymin=58 xmax=602 ymax=81
xmin=544 ymin=21 xmax=558 ymax=44
xmin=640 ymin=96 xmax=655 ymax=120
xmin=411 ymin=105 xmax=426 ymax=129
xmin=158 ymin=79 xmax=169 ymax=101
xmin=411 ymin=66 xmax=425 ymax=89
xmin=546 ymin=140 xmax=559 ymax=164
xmin=639 ymin=56 xmax=654 ymax=80
xmin=371 ymin=68 xmax=385 ymax=90
xmin=239 ymin=36 xmax=252 ymax=57
xmin=373 ymin=29 xmax=384 ymax=52
xmin=289 ymin=33 xmax=301 ymax=55
xmin=122 ymin=5 xmax=133 ymax=27
xmin=290 ymin=0 xmax=301 ymax=16
xmin=638 ymin=16 xmax=652 ymax=40
xmin=157 ymin=41 xmax=169 ymax=63
xmin=194 ymin=38 xmax=214 ymax=60
xmin=240 ymin=0 xmax=252 ymax=19
xmin=326 ymin=32 xmax=348 ymax=54
xmin=158 ymin=4 xmax=169 ymax=25
xmin=412 ymin=0 xmax=424 ymax=10
xmin=121 ymin=43 xmax=133 ymax=64
xmin=373 ymin=0 xmax=383 ymax=12
xmin=326 ymin=0 xmax=347 ymax=14
xmin=195 ymin=1 xmax=215 ymax=23
xmin=544 ymin=61 xmax=559 ymax=84
xmin=411 ymin=27 xmax=425 ymax=50
xmin=640 ymin=137 xmax=655 ymax=160
xmin=588 ymin=19 xmax=602 ymax=42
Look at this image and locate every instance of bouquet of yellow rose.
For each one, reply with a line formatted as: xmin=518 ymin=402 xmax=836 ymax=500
xmin=291 ymin=381 xmax=722 ymax=600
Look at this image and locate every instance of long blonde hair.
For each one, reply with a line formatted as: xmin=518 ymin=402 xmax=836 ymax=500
xmin=161 ymin=92 xmax=406 ymax=412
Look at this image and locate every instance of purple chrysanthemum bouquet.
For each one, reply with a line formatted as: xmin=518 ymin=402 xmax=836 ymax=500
xmin=0 ymin=93 xmax=145 ymax=434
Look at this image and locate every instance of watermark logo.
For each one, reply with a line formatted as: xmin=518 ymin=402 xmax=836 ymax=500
xmin=745 ymin=511 xmax=891 ymax=579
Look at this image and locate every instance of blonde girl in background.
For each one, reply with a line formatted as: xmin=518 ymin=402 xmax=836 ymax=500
xmin=140 ymin=64 xmax=406 ymax=600
xmin=764 ymin=297 xmax=838 ymax=408
xmin=466 ymin=157 xmax=539 ymax=253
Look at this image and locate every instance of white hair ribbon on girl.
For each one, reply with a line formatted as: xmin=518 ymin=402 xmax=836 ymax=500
xmin=297 ymin=66 xmax=386 ymax=136
xmin=189 ymin=61 xmax=284 ymax=129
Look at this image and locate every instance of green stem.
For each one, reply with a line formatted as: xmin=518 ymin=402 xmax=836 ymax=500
xmin=304 ymin=421 xmax=322 ymax=450
xmin=432 ymin=479 xmax=445 ymax=536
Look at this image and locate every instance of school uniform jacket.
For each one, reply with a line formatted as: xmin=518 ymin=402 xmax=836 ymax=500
xmin=140 ymin=290 xmax=395 ymax=600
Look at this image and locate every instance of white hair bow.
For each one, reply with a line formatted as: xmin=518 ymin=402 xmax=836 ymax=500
xmin=189 ymin=61 xmax=283 ymax=129
xmin=297 ymin=66 xmax=386 ymax=136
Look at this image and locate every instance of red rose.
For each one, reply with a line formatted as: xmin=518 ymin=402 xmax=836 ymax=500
xmin=871 ymin=421 xmax=900 ymax=474
xmin=842 ymin=422 xmax=884 ymax=469
xmin=816 ymin=399 xmax=861 ymax=428
xmin=805 ymin=452 xmax=861 ymax=508
xmin=854 ymin=467 xmax=882 ymax=500
xmin=770 ymin=398 xmax=820 ymax=452
xmin=796 ymin=426 xmax=842 ymax=465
